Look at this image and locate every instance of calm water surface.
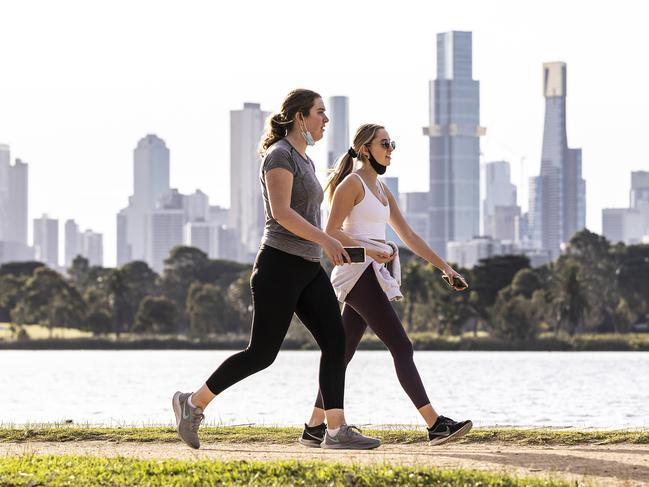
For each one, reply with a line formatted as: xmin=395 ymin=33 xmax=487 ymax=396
xmin=1 ymin=350 xmax=647 ymax=428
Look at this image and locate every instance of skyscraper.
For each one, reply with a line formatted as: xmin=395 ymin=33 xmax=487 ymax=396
xmin=80 ymin=230 xmax=104 ymax=267
xmin=630 ymin=171 xmax=649 ymax=209
xmin=0 ymin=145 xmax=9 ymax=240
xmin=230 ymin=102 xmax=270 ymax=262
xmin=65 ymin=219 xmax=81 ymax=267
xmin=483 ymin=161 xmax=520 ymax=241
xmin=33 ymin=215 xmax=59 ymax=268
xmin=148 ymin=189 xmax=185 ymax=273
xmin=66 ymin=219 xmax=103 ymax=267
xmin=381 ymin=176 xmax=403 ymax=245
xmin=530 ymin=62 xmax=585 ymax=257
xmin=1 ymin=147 xmax=29 ymax=245
xmin=424 ymin=31 xmax=484 ymax=258
xmin=0 ymin=146 xmax=32 ymax=263
xmin=602 ymin=171 xmax=649 ymax=245
xmin=117 ymin=135 xmax=171 ymax=265
xmin=186 ymin=189 xmax=210 ymax=222
xmin=327 ymin=96 xmax=350 ymax=169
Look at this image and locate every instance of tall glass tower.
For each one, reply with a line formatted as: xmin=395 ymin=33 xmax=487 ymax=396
xmin=327 ymin=96 xmax=350 ymax=169
xmin=530 ymin=62 xmax=585 ymax=257
xmin=424 ymin=31 xmax=484 ymax=258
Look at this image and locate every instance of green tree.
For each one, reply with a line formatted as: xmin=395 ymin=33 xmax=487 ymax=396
xmin=114 ymin=261 xmax=159 ymax=332
xmin=563 ymin=230 xmax=617 ymax=332
xmin=187 ymin=282 xmax=236 ymax=336
xmin=67 ymin=255 xmax=91 ymax=293
xmin=19 ymin=267 xmax=86 ymax=335
xmin=614 ymin=244 xmax=649 ymax=325
xmin=0 ymin=261 xmax=45 ymax=278
xmin=160 ymin=246 xmax=209 ymax=331
xmin=471 ymin=255 xmax=530 ymax=329
xmin=85 ymin=310 xmax=113 ymax=335
xmin=490 ymin=290 xmax=538 ymax=342
xmin=225 ymin=270 xmax=253 ymax=333
xmin=424 ymin=267 xmax=475 ymax=335
xmin=510 ymin=268 xmax=544 ymax=299
xmin=400 ymin=261 xmax=430 ymax=330
xmin=0 ymin=275 xmax=26 ymax=322
xmin=133 ymin=296 xmax=177 ymax=334
xmin=552 ymin=262 xmax=589 ymax=336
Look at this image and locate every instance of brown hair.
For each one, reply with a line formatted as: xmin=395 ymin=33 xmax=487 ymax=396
xmin=259 ymin=89 xmax=321 ymax=156
xmin=324 ymin=123 xmax=384 ymax=202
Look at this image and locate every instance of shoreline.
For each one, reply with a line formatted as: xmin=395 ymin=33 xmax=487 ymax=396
xmin=2 ymin=334 xmax=649 ymax=351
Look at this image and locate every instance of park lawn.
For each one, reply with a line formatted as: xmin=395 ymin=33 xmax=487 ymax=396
xmin=0 ymin=455 xmax=576 ymax=486
xmin=0 ymin=323 xmax=93 ymax=340
xmin=1 ymin=425 xmax=647 ymax=446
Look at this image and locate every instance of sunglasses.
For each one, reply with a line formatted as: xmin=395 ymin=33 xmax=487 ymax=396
xmin=378 ymin=139 xmax=396 ymax=150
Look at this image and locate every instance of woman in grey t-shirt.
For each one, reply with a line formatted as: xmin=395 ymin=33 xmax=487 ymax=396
xmin=172 ymin=89 xmax=380 ymax=450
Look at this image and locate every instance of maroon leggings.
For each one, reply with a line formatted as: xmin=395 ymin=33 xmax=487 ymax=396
xmin=314 ymin=265 xmax=431 ymax=409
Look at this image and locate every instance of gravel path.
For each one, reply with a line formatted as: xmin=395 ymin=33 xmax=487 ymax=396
xmin=2 ymin=440 xmax=648 ymax=486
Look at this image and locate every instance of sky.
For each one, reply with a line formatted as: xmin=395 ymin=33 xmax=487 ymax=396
xmin=1 ymin=0 xmax=648 ymax=267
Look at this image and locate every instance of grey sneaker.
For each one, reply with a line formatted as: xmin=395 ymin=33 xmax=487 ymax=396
xmin=321 ymin=425 xmax=381 ymax=450
xmin=172 ymin=391 xmax=204 ymax=449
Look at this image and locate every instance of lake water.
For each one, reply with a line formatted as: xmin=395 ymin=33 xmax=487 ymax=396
xmin=1 ymin=350 xmax=647 ymax=429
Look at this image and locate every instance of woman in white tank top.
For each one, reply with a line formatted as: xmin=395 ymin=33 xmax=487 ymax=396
xmin=300 ymin=124 xmax=473 ymax=447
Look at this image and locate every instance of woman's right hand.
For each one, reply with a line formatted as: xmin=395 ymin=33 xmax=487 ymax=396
xmin=366 ymin=248 xmax=394 ymax=264
xmin=321 ymin=235 xmax=351 ymax=266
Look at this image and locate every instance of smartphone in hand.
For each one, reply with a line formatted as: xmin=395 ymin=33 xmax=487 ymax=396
xmin=343 ymin=246 xmax=366 ymax=264
xmin=442 ymin=273 xmax=468 ymax=290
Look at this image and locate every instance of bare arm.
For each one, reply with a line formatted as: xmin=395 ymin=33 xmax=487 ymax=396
xmin=265 ymin=167 xmax=349 ymax=265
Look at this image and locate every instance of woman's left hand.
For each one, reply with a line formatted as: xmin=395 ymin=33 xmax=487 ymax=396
xmin=442 ymin=264 xmax=468 ymax=291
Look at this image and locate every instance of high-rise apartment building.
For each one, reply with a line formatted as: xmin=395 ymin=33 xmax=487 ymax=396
xmin=230 ymin=103 xmax=270 ymax=261
xmin=117 ymin=135 xmax=171 ymax=266
xmin=327 ymin=96 xmax=350 ymax=169
xmin=33 ymin=215 xmax=59 ymax=268
xmin=483 ymin=161 xmax=520 ymax=241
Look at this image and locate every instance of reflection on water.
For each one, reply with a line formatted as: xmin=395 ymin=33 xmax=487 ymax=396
xmin=1 ymin=350 xmax=647 ymax=428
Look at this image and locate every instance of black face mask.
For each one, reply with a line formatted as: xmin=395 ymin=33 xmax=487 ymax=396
xmin=368 ymin=150 xmax=387 ymax=175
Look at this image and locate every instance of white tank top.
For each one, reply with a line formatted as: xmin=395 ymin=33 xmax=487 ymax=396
xmin=341 ymin=173 xmax=390 ymax=240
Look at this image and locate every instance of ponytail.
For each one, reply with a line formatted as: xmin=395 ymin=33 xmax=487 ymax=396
xmin=258 ymin=89 xmax=321 ymax=157
xmin=259 ymin=113 xmax=292 ymax=156
xmin=324 ymin=151 xmax=355 ymax=203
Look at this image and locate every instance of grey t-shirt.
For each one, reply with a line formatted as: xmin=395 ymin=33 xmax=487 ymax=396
xmin=259 ymin=139 xmax=324 ymax=261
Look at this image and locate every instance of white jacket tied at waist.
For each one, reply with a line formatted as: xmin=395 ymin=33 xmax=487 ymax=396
xmin=330 ymin=238 xmax=402 ymax=302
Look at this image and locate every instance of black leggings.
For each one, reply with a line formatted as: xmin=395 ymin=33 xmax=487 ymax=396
xmin=315 ymin=266 xmax=430 ymax=409
xmin=206 ymin=245 xmax=346 ymax=410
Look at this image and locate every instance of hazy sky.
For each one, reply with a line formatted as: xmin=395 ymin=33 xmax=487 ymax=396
xmin=1 ymin=0 xmax=648 ymax=267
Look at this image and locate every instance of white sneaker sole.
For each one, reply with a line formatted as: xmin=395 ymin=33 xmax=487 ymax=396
xmin=298 ymin=437 xmax=323 ymax=448
xmin=429 ymin=420 xmax=473 ymax=446
xmin=321 ymin=440 xmax=381 ymax=450
xmin=172 ymin=391 xmax=182 ymax=428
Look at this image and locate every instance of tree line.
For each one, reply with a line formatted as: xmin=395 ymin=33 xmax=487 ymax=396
xmin=1 ymin=230 xmax=647 ymax=343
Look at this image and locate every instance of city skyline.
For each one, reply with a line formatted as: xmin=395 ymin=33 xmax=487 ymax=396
xmin=2 ymin=1 xmax=649 ymax=266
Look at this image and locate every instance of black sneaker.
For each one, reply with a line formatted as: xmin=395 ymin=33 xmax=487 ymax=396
xmin=299 ymin=422 xmax=326 ymax=448
xmin=427 ymin=415 xmax=473 ymax=445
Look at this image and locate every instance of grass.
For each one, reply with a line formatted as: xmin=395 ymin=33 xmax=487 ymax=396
xmin=0 ymin=455 xmax=576 ymax=486
xmin=1 ymin=425 xmax=647 ymax=446
xmin=0 ymin=323 xmax=92 ymax=340
xmin=3 ymin=323 xmax=649 ymax=350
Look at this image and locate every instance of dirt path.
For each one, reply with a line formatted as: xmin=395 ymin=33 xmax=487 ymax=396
xmin=2 ymin=441 xmax=648 ymax=486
